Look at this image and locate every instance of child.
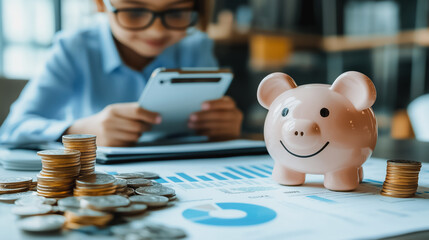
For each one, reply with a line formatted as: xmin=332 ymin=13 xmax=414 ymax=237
xmin=0 ymin=0 xmax=243 ymax=146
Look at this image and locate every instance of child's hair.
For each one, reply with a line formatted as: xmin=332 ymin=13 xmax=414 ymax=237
xmin=195 ymin=0 xmax=211 ymax=31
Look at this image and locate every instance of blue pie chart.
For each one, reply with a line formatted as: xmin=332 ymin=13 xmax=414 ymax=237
xmin=182 ymin=202 xmax=277 ymax=226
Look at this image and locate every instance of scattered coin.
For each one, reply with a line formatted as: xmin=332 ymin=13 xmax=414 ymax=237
xmin=12 ymin=204 xmax=53 ymax=217
xmin=126 ymin=178 xmax=153 ymax=188
xmin=138 ymin=172 xmax=160 ymax=179
xmin=114 ymin=204 xmax=148 ymax=215
xmin=115 ymin=173 xmax=145 ymax=179
xmin=112 ymin=222 xmax=186 ymax=239
xmin=129 ymin=195 xmax=168 ymax=208
xmin=18 ymin=215 xmax=65 ymax=232
xmin=0 ymin=191 xmax=36 ymax=202
xmin=44 ymin=198 xmax=57 ymax=205
xmin=0 ymin=187 xmax=30 ymax=194
xmin=64 ymin=208 xmax=113 ymax=228
xmin=0 ymin=176 xmax=32 ymax=189
xmin=58 ymin=197 xmax=82 ymax=208
xmin=135 ymin=186 xmax=176 ymax=197
xmin=80 ymin=195 xmax=130 ymax=211
xmin=15 ymin=195 xmax=46 ymax=206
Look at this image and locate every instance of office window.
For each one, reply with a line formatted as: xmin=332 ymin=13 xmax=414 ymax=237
xmin=0 ymin=0 xmax=96 ymax=79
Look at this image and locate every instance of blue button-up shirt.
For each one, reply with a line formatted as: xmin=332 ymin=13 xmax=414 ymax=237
xmin=0 ymin=19 xmax=218 ymax=144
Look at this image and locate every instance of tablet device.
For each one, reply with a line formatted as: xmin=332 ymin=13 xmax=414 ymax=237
xmin=138 ymin=67 xmax=233 ymax=139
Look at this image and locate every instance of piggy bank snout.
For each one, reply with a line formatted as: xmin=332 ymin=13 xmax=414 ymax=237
xmin=282 ymin=120 xmax=321 ymax=148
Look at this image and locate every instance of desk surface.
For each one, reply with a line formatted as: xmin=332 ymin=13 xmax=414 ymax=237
xmin=0 ymin=137 xmax=428 ymax=240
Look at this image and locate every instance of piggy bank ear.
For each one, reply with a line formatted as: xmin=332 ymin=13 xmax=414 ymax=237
xmin=330 ymin=71 xmax=376 ymax=111
xmin=257 ymin=73 xmax=297 ymax=109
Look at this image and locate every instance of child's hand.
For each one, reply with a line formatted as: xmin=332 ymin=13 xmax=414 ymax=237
xmin=188 ymin=96 xmax=243 ymax=140
xmin=66 ymin=103 xmax=161 ymax=146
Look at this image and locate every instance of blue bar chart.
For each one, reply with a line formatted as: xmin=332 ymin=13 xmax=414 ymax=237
xmin=154 ymin=164 xmax=274 ymax=189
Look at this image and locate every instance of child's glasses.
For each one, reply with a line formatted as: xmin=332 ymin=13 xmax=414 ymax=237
xmin=103 ymin=0 xmax=199 ymax=30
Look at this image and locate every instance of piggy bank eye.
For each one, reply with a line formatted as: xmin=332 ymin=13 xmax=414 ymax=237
xmin=320 ymin=108 xmax=330 ymax=117
xmin=281 ymin=108 xmax=289 ymax=117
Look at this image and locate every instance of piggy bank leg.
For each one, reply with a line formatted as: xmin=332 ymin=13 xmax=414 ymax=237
xmin=324 ymin=167 xmax=360 ymax=191
xmin=358 ymin=167 xmax=363 ymax=183
xmin=272 ymin=162 xmax=305 ymax=186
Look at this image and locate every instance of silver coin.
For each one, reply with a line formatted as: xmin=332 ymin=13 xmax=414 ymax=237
xmin=18 ymin=214 xmax=65 ymax=232
xmin=0 ymin=176 xmax=32 ymax=184
xmin=62 ymin=134 xmax=96 ymax=140
xmin=65 ymin=208 xmax=108 ymax=217
xmin=44 ymin=198 xmax=57 ymax=205
xmin=119 ymin=187 xmax=135 ymax=196
xmin=114 ymin=204 xmax=148 ymax=215
xmin=126 ymin=178 xmax=153 ymax=188
xmin=58 ymin=196 xmax=81 ymax=208
xmin=115 ymin=178 xmax=128 ymax=188
xmin=129 ymin=195 xmax=168 ymax=208
xmin=12 ymin=204 xmax=53 ymax=217
xmin=138 ymin=172 xmax=160 ymax=179
xmin=15 ymin=195 xmax=46 ymax=206
xmin=57 ymin=205 xmax=80 ymax=213
xmin=115 ymin=173 xmax=145 ymax=179
xmin=145 ymin=223 xmax=187 ymax=239
xmin=0 ymin=191 xmax=36 ymax=201
xmin=168 ymin=195 xmax=177 ymax=202
xmin=135 ymin=186 xmax=175 ymax=197
xmin=80 ymin=195 xmax=130 ymax=211
xmin=151 ymin=182 xmax=162 ymax=187
xmin=50 ymin=206 xmax=61 ymax=213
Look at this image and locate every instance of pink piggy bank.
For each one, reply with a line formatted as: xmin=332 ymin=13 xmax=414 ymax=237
xmin=257 ymin=71 xmax=377 ymax=191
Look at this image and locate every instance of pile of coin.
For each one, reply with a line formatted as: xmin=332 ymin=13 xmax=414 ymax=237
xmin=37 ymin=150 xmax=81 ymax=198
xmin=381 ymin=159 xmax=422 ymax=198
xmin=74 ymin=174 xmax=117 ymax=197
xmin=62 ymin=134 xmax=97 ymax=176
xmin=64 ymin=208 xmax=113 ymax=229
xmin=6 ymin=171 xmax=183 ymax=237
xmin=0 ymin=177 xmax=32 ymax=194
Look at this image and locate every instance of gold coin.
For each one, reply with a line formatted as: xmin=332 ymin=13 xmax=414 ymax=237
xmin=387 ymin=159 xmax=421 ymax=166
xmin=37 ymin=149 xmax=81 ymax=157
xmin=0 ymin=187 xmax=29 ymax=194
xmin=76 ymin=174 xmax=115 ymax=186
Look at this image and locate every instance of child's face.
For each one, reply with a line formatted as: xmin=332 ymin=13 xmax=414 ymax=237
xmin=107 ymin=0 xmax=194 ymax=58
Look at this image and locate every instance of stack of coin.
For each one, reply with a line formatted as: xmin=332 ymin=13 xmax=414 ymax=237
xmin=62 ymin=134 xmax=97 ymax=176
xmin=381 ymin=160 xmax=422 ymax=198
xmin=64 ymin=208 xmax=113 ymax=229
xmin=37 ymin=150 xmax=81 ymax=198
xmin=0 ymin=177 xmax=32 ymax=194
xmin=74 ymin=174 xmax=117 ymax=196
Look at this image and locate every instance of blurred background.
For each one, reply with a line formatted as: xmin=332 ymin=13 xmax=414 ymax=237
xmin=0 ymin=0 xmax=428 ymax=141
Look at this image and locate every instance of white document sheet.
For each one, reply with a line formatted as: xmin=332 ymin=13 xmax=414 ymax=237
xmin=97 ymin=139 xmax=266 ymax=155
xmin=95 ymin=156 xmax=429 ymax=240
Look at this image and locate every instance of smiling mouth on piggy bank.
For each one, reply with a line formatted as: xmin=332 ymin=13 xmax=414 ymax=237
xmin=280 ymin=140 xmax=330 ymax=158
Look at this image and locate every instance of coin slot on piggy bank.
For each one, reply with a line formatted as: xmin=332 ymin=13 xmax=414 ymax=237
xmin=257 ymin=71 xmax=378 ymax=191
